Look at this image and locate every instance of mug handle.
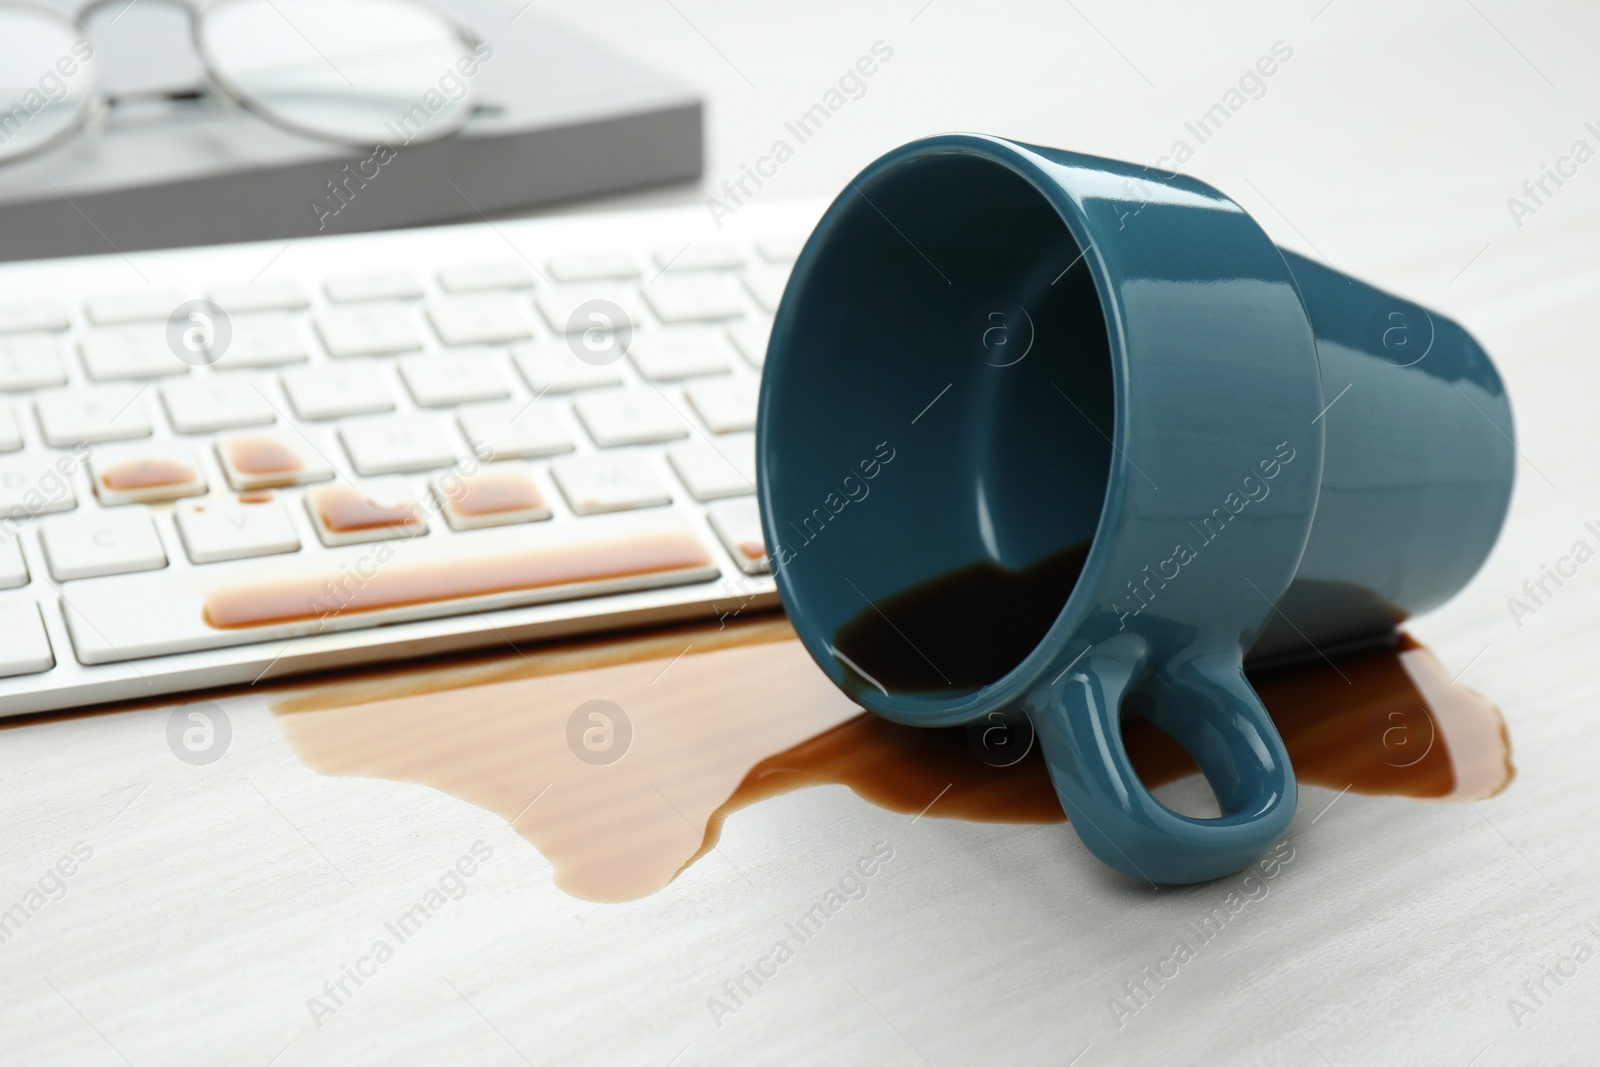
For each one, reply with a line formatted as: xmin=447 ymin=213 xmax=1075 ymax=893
xmin=1027 ymin=633 xmax=1296 ymax=884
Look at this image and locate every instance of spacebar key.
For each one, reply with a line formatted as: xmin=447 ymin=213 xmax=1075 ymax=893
xmin=61 ymin=512 xmax=719 ymax=664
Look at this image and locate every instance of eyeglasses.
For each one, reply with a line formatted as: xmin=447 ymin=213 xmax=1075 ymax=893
xmin=0 ymin=0 xmax=487 ymax=165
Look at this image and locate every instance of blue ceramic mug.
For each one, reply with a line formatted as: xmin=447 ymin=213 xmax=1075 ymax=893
xmin=755 ymin=134 xmax=1514 ymax=884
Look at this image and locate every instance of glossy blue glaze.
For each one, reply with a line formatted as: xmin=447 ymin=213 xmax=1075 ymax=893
xmin=755 ymin=134 xmax=1514 ymax=884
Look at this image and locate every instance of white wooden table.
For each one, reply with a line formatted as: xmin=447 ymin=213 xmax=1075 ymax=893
xmin=5 ymin=2 xmax=1599 ymax=1063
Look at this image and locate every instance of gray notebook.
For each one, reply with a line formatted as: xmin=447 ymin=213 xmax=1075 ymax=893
xmin=0 ymin=1 xmax=702 ymax=261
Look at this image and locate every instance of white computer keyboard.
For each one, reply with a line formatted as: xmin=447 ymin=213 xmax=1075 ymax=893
xmin=0 ymin=198 xmax=826 ymax=716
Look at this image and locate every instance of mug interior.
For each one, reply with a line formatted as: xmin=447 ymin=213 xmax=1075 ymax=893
xmin=764 ymin=149 xmax=1116 ymax=705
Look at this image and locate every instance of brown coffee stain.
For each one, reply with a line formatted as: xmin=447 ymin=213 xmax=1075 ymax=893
xmin=448 ymin=471 xmax=545 ymax=518
xmin=272 ymin=621 xmax=1511 ymax=903
xmin=204 ymin=531 xmax=715 ymax=629
xmin=224 ymin=435 xmax=303 ymax=477
xmin=308 ymin=485 xmax=422 ymax=534
xmin=99 ymin=458 xmax=199 ymax=492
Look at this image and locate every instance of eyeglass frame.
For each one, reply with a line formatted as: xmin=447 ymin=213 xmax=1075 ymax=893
xmin=0 ymin=0 xmax=485 ymax=166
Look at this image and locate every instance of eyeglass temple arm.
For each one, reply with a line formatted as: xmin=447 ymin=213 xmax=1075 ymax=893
xmin=102 ymin=86 xmax=501 ymax=117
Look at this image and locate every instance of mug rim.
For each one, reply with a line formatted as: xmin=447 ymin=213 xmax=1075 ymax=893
xmin=761 ymin=132 xmax=1129 ymax=725
xmin=759 ymin=132 xmax=1324 ymax=727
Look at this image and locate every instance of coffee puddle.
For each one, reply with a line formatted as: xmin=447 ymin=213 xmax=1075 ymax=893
xmin=272 ymin=621 xmax=1511 ymax=902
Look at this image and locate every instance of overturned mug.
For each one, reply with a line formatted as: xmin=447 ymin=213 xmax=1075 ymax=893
xmin=756 ymin=134 xmax=1514 ymax=884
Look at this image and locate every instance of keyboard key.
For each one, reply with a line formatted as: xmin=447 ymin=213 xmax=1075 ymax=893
xmin=708 ymin=497 xmax=770 ymax=575
xmin=743 ymin=266 xmax=791 ymax=313
xmin=551 ymin=451 xmax=671 ymax=514
xmin=214 ymin=312 xmax=307 ymax=368
xmin=283 ymin=363 xmax=394 ymax=420
xmin=207 ymin=280 xmax=310 ymax=312
xmin=643 ymin=274 xmax=745 ymax=323
xmin=628 ymin=327 xmax=732 ymax=381
xmin=217 ymin=431 xmax=335 ymax=490
xmin=91 ymin=440 xmax=206 ymax=505
xmin=339 ymin=413 xmax=456 ymax=475
xmin=511 ymin=340 xmax=624 ymax=394
xmin=80 ymin=325 xmax=188 ymax=381
xmin=306 ymin=479 xmax=427 ymax=546
xmin=0 ymin=404 xmax=18 ymax=452
xmin=685 ymin=376 xmax=759 ymax=433
xmin=0 ymin=334 xmax=67 ymax=391
xmin=62 ymin=511 xmax=717 ymax=662
xmin=654 ymin=243 xmax=743 ymax=272
xmin=41 ymin=509 xmax=166 ymax=580
xmin=324 ymin=272 xmax=422 ymax=303
xmin=726 ymin=319 xmax=771 ymax=368
xmin=573 ymin=388 xmax=688 ymax=447
xmin=0 ymin=300 xmax=69 ymax=334
xmin=535 ymin=284 xmax=641 ymax=335
xmin=85 ymin=290 xmax=184 ymax=325
xmin=426 ymin=294 xmax=534 ymax=347
xmin=756 ymin=235 xmax=807 ymax=263
xmin=175 ymin=497 xmax=300 ymax=563
xmin=546 ymin=253 xmax=639 ymax=282
xmin=0 ymin=597 xmax=53 ymax=677
xmin=0 ymin=536 xmax=27 ymax=587
xmin=0 ymin=455 xmax=77 ymax=517
xmin=314 ymin=302 xmax=420 ymax=358
xmin=437 ymin=262 xmax=535 ymax=292
xmin=400 ymin=351 xmax=510 ymax=407
xmin=432 ymin=462 xmax=551 ymax=529
xmin=457 ymin=400 xmax=573 ymax=459
xmin=35 ymin=384 xmax=150 ymax=446
xmin=668 ymin=434 xmax=755 ymax=501
xmin=162 ymin=377 xmax=276 ymax=433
